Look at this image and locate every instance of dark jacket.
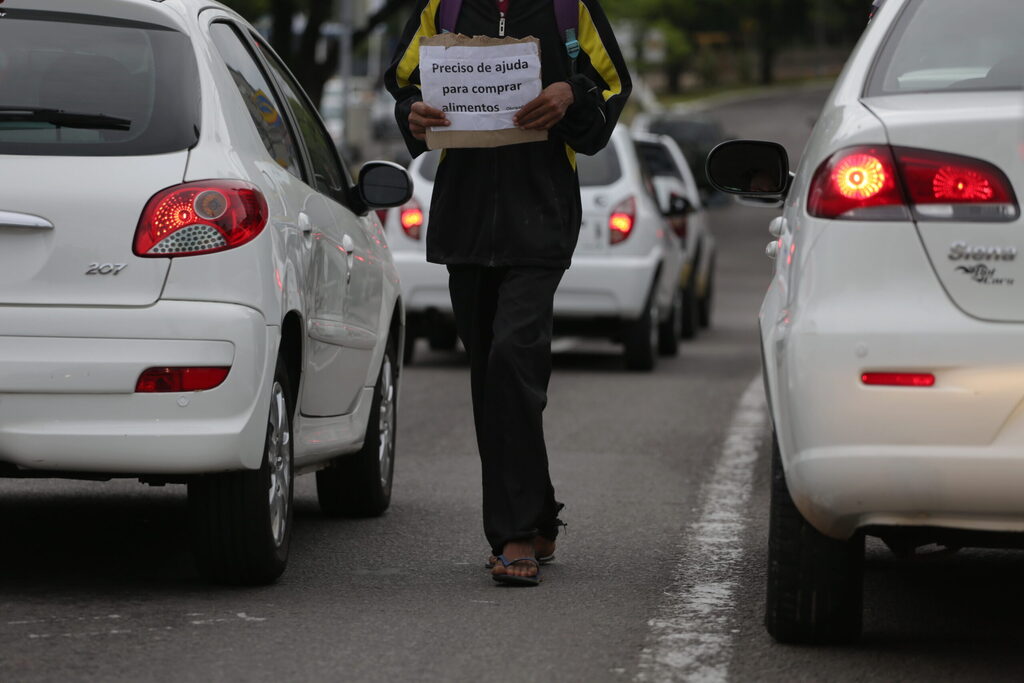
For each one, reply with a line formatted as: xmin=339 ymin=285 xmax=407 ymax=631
xmin=384 ymin=0 xmax=631 ymax=268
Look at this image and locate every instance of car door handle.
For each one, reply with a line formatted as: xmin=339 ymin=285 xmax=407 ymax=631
xmin=0 ymin=210 xmax=53 ymax=230
xmin=298 ymin=212 xmax=313 ymax=235
xmin=768 ymin=216 xmax=787 ymax=238
xmin=341 ymin=234 xmax=355 ymax=284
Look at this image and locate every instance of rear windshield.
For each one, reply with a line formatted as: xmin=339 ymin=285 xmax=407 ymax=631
xmin=867 ymin=0 xmax=1024 ymax=95
xmin=635 ymin=140 xmax=682 ymax=180
xmin=0 ymin=10 xmax=200 ymax=156
xmin=577 ymin=143 xmax=622 ymax=187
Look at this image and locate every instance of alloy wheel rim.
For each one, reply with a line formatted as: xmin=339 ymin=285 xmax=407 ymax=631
xmin=377 ymin=356 xmax=395 ymax=491
xmin=266 ymin=381 xmax=291 ymax=547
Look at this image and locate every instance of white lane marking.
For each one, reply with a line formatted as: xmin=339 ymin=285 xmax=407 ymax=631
xmin=636 ymin=376 xmax=768 ymax=683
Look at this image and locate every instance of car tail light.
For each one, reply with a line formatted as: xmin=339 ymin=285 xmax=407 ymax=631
xmin=808 ymin=146 xmax=1019 ymax=222
xmin=861 ymin=372 xmax=935 ymax=387
xmin=609 ymin=196 xmax=636 ymax=245
xmin=136 ymin=367 xmax=230 ymax=393
xmin=893 ymin=147 xmax=1019 ymax=222
xmin=133 ymin=180 xmax=268 ymax=257
xmin=399 ymin=201 xmax=424 ymax=240
xmin=808 ymin=146 xmax=909 ymax=220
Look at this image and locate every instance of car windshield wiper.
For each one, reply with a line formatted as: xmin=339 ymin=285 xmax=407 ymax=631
xmin=0 ymin=106 xmax=131 ymax=131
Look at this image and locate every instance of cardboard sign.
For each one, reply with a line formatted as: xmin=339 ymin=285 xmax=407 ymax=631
xmin=420 ymin=34 xmax=547 ymax=149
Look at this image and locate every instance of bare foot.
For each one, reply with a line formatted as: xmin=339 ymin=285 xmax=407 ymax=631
xmin=491 ymin=539 xmax=539 ymax=579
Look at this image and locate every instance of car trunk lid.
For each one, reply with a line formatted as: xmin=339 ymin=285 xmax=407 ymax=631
xmin=0 ymin=153 xmax=187 ymax=306
xmin=865 ymin=92 xmax=1024 ymax=321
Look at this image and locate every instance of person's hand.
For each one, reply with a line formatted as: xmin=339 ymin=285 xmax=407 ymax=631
xmin=513 ymin=82 xmax=575 ymax=131
xmin=409 ymin=101 xmax=449 ymax=140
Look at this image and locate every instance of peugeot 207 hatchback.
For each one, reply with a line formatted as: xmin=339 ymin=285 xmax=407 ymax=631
xmin=0 ymin=0 xmax=413 ymax=585
xmin=707 ymin=0 xmax=1024 ymax=644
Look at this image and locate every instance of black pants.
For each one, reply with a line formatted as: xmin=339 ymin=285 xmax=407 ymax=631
xmin=448 ymin=265 xmax=565 ymax=555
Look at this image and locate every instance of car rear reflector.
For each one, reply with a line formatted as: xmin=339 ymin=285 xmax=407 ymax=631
xmin=134 ymin=180 xmax=268 ymax=257
xmin=861 ymin=372 xmax=935 ymax=387
xmin=136 ymin=367 xmax=230 ymax=393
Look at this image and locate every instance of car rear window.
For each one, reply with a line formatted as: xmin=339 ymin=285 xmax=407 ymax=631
xmin=577 ymin=143 xmax=622 ymax=187
xmin=0 ymin=9 xmax=200 ymax=156
xmin=635 ymin=140 xmax=682 ymax=180
xmin=867 ymin=0 xmax=1024 ymax=95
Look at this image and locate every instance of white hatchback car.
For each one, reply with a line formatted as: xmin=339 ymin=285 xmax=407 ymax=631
xmin=707 ymin=0 xmax=1024 ymax=643
xmin=0 ymin=0 xmax=412 ymax=584
xmin=389 ymin=125 xmax=705 ymax=369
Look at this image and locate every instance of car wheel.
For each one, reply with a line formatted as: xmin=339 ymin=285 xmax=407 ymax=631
xmin=188 ymin=357 xmax=294 ymax=585
xmin=765 ymin=431 xmax=864 ymax=644
xmin=623 ymin=292 xmax=658 ymax=372
xmin=680 ymin=277 xmax=699 ymax=340
xmin=317 ymin=337 xmax=397 ymax=517
xmin=658 ymin=287 xmax=682 ymax=357
xmin=698 ymin=259 xmax=715 ymax=329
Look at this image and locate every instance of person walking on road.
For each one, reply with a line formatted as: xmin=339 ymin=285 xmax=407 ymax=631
xmin=386 ymin=0 xmax=631 ymax=586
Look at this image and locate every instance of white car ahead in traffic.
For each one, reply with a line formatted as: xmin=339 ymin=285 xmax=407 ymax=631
xmin=388 ymin=125 xmax=711 ymax=369
xmin=0 ymin=0 xmax=413 ymax=584
xmin=707 ymin=0 xmax=1024 ymax=643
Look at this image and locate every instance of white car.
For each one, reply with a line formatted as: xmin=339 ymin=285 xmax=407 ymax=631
xmin=0 ymin=0 xmax=412 ymax=584
xmin=388 ymin=125 xmax=704 ymax=369
xmin=707 ymin=0 xmax=1024 ymax=643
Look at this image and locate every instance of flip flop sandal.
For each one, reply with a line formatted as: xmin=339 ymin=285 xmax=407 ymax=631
xmin=485 ymin=552 xmax=554 ymax=569
xmin=491 ymin=555 xmax=541 ymax=587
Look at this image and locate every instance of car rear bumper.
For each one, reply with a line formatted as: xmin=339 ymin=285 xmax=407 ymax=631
xmin=556 ymin=252 xmax=660 ymax=320
xmin=778 ymin=315 xmax=1024 ymax=540
xmin=393 ymin=252 xmax=451 ymax=315
xmin=0 ymin=301 xmax=275 ymax=475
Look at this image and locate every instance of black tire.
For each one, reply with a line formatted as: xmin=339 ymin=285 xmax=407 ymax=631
xmin=317 ymin=338 xmax=398 ymax=517
xmin=658 ymin=287 xmax=682 ymax=357
xmin=765 ymin=431 xmax=864 ymax=644
xmin=680 ymin=278 xmax=699 ymax=340
xmin=188 ymin=358 xmax=294 ymax=586
xmin=623 ymin=292 xmax=658 ymax=371
xmin=427 ymin=319 xmax=458 ymax=351
xmin=698 ymin=259 xmax=715 ymax=329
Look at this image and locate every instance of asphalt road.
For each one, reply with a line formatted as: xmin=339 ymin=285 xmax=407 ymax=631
xmin=4 ymin=86 xmax=1024 ymax=682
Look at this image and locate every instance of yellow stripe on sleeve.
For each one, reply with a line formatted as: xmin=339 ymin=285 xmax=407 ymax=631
xmin=577 ymin=1 xmax=623 ymax=102
xmin=565 ymin=143 xmax=577 ymax=170
xmin=396 ymin=0 xmax=443 ymax=88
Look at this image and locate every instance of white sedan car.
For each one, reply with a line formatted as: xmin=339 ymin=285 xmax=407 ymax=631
xmin=707 ymin=0 xmax=1024 ymax=643
xmin=0 ymin=0 xmax=412 ymax=584
xmin=389 ymin=125 xmax=704 ymax=369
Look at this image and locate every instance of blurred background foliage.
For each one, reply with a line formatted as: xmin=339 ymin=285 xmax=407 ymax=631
xmin=220 ymin=0 xmax=874 ymax=100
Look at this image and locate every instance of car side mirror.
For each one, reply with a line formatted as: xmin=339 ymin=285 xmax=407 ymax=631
xmin=651 ymin=176 xmax=694 ymax=216
xmin=706 ymin=140 xmax=791 ymax=199
xmin=667 ymin=194 xmax=693 ymax=217
xmin=356 ymin=161 xmax=413 ymax=213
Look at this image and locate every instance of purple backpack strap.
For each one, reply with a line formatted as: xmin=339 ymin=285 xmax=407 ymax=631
xmin=553 ymin=0 xmax=581 ymax=63
xmin=438 ymin=0 xmax=463 ymax=33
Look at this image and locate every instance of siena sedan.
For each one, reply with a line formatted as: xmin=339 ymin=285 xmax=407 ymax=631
xmin=708 ymin=0 xmax=1024 ymax=643
xmin=0 ymin=0 xmax=412 ymax=584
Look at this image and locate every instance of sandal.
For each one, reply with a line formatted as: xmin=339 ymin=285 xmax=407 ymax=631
xmin=485 ymin=552 xmax=554 ymax=569
xmin=491 ymin=555 xmax=541 ymax=587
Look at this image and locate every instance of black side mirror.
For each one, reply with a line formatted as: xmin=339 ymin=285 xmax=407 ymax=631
xmin=706 ymin=140 xmax=791 ymax=198
xmin=356 ymin=161 xmax=413 ymax=212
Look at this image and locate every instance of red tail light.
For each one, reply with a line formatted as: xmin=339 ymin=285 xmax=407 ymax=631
xmin=808 ymin=146 xmax=1019 ymax=222
xmin=399 ymin=201 xmax=424 ymax=240
xmin=861 ymin=372 xmax=935 ymax=387
xmin=136 ymin=367 xmax=230 ymax=393
xmin=609 ymin=196 xmax=636 ymax=245
xmin=134 ymin=180 xmax=268 ymax=257
xmin=808 ymin=146 xmax=908 ymax=220
xmin=893 ymin=147 xmax=1019 ymax=222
